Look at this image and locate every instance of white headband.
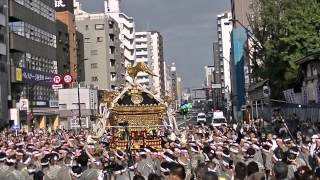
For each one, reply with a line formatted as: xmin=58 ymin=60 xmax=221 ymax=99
xmin=41 ymin=162 xmax=49 ymax=166
xmin=28 ymin=169 xmax=36 ymax=173
xmin=289 ymin=150 xmax=299 ymax=156
xmin=222 ymin=153 xmax=230 ymax=158
xmin=178 ymin=159 xmax=188 ymax=166
xmin=272 ymin=155 xmax=281 ymax=161
xmin=6 ymin=159 xmax=16 ymax=163
xmin=160 ymin=167 xmax=170 ymax=173
xmin=70 ymin=170 xmax=82 ymax=178
xmin=16 ymin=152 xmax=23 ymax=156
xmin=230 ymin=148 xmax=239 ymax=154
xmin=24 ymin=157 xmax=31 ymax=165
xmin=208 ymin=167 xmax=217 ymax=172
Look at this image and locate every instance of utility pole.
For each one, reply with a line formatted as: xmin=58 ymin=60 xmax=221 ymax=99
xmin=77 ymin=82 xmax=82 ymax=129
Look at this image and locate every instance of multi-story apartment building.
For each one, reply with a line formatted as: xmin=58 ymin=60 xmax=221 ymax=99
xmin=135 ymin=31 xmax=165 ymax=98
xmin=75 ymin=10 xmax=125 ymax=90
xmin=0 ymin=0 xmax=9 ymax=125
xmin=204 ymin=66 xmax=215 ymax=88
xmin=56 ymin=19 xmax=69 ymax=75
xmin=176 ymin=77 xmax=182 ymax=108
xmin=230 ymin=0 xmax=255 ymax=119
xmin=216 ymin=12 xmax=232 ymax=109
xmin=170 ymin=63 xmax=178 ymax=108
xmin=164 ymin=61 xmax=172 ymax=96
xmin=8 ymin=0 xmax=58 ymax=128
xmin=104 ymin=0 xmax=136 ymax=67
xmin=212 ymin=42 xmax=220 ymax=84
xmin=55 ymin=0 xmax=84 ymax=82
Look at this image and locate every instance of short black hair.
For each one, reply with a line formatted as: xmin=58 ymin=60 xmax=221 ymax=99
xmin=235 ymin=162 xmax=247 ymax=180
xmin=33 ymin=171 xmax=45 ymax=180
xmin=148 ymin=173 xmax=161 ymax=180
xmin=247 ymin=161 xmax=259 ymax=176
xmin=170 ymin=163 xmax=186 ymax=180
xmin=76 ymin=151 xmax=89 ymax=167
xmin=133 ymin=175 xmax=145 ymax=180
xmin=273 ymin=161 xmax=288 ymax=179
xmin=202 ymin=171 xmax=218 ymax=180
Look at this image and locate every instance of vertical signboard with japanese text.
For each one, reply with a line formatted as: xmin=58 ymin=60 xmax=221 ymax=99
xmin=55 ymin=0 xmax=74 ymax=14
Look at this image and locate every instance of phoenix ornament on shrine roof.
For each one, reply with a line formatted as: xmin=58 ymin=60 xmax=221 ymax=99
xmin=127 ymin=62 xmax=157 ymax=82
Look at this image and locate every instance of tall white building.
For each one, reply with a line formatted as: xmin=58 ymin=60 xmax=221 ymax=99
xmin=204 ymin=66 xmax=215 ymax=87
xmin=164 ymin=61 xmax=172 ymax=96
xmin=104 ymin=0 xmax=136 ymax=67
xmin=135 ymin=31 xmax=165 ymax=98
xmin=216 ymin=12 xmax=232 ymax=107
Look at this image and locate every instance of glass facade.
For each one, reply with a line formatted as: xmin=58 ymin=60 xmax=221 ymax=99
xmin=13 ymin=52 xmax=56 ymax=73
xmin=9 ymin=21 xmax=56 ymax=48
xmin=20 ymin=85 xmax=55 ymax=102
xmin=14 ymin=0 xmax=55 ymax=22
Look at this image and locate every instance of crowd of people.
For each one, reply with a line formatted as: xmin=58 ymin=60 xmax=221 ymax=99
xmin=0 ymin=117 xmax=320 ymax=180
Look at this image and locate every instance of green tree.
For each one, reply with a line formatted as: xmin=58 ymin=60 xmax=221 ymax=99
xmin=249 ymin=0 xmax=320 ymax=98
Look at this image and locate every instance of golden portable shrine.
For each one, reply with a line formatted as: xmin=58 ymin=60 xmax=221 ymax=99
xmin=96 ymin=62 xmax=174 ymax=150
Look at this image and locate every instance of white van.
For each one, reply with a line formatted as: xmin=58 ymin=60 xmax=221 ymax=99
xmin=211 ymin=111 xmax=227 ymax=127
xmin=196 ymin=113 xmax=207 ymax=123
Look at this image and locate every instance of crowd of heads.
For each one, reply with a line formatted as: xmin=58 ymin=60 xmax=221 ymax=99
xmin=1 ymin=118 xmax=320 ymax=179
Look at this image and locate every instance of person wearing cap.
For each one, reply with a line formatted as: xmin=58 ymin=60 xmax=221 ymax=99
xmin=310 ymin=134 xmax=320 ymax=158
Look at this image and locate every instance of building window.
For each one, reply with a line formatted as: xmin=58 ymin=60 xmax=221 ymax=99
xmin=108 ymin=21 xmax=114 ymax=29
xmin=97 ymin=37 xmax=103 ymax=42
xmin=85 ymin=25 xmax=89 ymax=30
xmin=110 ymin=59 xmax=115 ymax=67
xmin=109 ymin=46 xmax=115 ymax=54
xmin=111 ymin=73 xmax=116 ymax=81
xmin=9 ymin=21 xmax=56 ymax=48
xmin=91 ymin=76 xmax=98 ymax=82
xmin=84 ymin=37 xmax=90 ymax=43
xmin=109 ymin=34 xmax=115 ymax=42
xmin=95 ymin=24 xmax=104 ymax=30
xmin=90 ymin=50 xmax=98 ymax=56
xmin=0 ymin=63 xmax=5 ymax=72
xmin=0 ymin=54 xmax=5 ymax=62
xmin=0 ymin=26 xmax=5 ymax=44
xmin=91 ymin=63 xmax=97 ymax=69
xmin=14 ymin=0 xmax=55 ymax=21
